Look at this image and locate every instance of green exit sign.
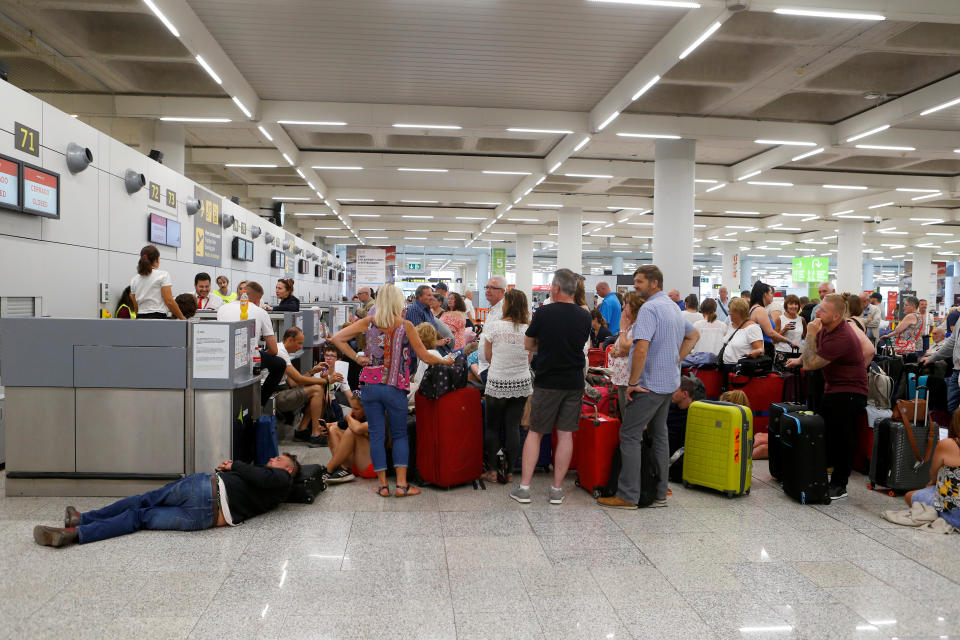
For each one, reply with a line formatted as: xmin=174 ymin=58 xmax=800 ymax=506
xmin=792 ymin=256 xmax=830 ymax=283
xmin=407 ymin=262 xmax=422 ymax=271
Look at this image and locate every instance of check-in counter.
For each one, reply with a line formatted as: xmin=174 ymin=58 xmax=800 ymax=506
xmin=0 ymin=318 xmax=259 ymax=496
xmin=299 ymin=306 xmax=327 ymax=374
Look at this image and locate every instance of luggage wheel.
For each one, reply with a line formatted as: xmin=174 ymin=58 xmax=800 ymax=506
xmin=682 ymin=480 xmax=690 ymax=488
xmin=592 ymin=488 xmax=601 ymax=499
xmin=575 ymin=478 xmax=581 ymax=488
xmin=744 ymin=489 xmax=750 ymax=495
xmin=888 ymin=490 xmax=895 ymax=498
xmin=724 ymin=491 xmax=734 ymax=499
xmin=866 ymin=482 xmax=873 ymax=490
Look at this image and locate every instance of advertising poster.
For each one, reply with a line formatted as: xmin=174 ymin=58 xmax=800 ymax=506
xmin=193 ymin=186 xmax=222 ymax=267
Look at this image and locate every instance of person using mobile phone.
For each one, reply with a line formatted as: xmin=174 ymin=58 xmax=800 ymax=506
xmin=776 ymin=294 xmax=805 ymax=356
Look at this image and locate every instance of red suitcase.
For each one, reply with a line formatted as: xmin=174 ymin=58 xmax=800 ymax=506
xmin=415 ymin=387 xmax=483 ymax=487
xmin=583 ymin=386 xmax=613 ymax=416
xmin=574 ymin=400 xmax=621 ymax=497
xmin=728 ymin=373 xmax=785 ymax=434
xmin=588 ymin=348 xmax=606 ymax=368
xmin=682 ymin=366 xmax=723 ymax=399
xmin=552 ymin=429 xmax=578 ymax=471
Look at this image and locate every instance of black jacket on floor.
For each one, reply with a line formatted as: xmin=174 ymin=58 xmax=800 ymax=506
xmin=218 ymin=462 xmax=293 ymax=523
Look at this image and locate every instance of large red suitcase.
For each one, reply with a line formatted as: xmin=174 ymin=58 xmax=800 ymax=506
xmin=728 ymin=373 xmax=785 ymax=434
xmin=574 ymin=400 xmax=621 ymax=496
xmin=415 ymin=387 xmax=483 ymax=487
xmin=588 ymin=348 xmax=606 ymax=368
xmin=583 ymin=386 xmax=613 ymax=416
xmin=682 ymin=366 xmax=723 ymax=399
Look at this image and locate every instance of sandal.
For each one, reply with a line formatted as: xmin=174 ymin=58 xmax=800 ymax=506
xmin=395 ymin=485 xmax=421 ymax=498
xmin=376 ymin=485 xmax=391 ymax=498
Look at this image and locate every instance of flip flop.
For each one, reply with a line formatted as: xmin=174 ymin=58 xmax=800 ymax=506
xmin=395 ymin=485 xmax=421 ymax=497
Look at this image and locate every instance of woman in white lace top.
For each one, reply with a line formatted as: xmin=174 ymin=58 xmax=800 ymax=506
xmin=481 ymin=288 xmax=533 ymax=483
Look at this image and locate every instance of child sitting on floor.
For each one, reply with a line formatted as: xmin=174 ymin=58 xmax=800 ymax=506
xmin=719 ymin=390 xmax=767 ymax=459
xmin=318 ymin=390 xmax=376 ymax=483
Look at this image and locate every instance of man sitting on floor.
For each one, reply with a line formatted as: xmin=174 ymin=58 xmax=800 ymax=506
xmin=272 ymin=327 xmax=329 ymax=446
xmin=34 ymin=454 xmax=299 ymax=547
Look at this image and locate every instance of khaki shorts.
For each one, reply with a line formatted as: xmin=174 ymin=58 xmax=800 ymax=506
xmin=529 ymin=387 xmax=582 ymax=434
xmin=275 ymin=386 xmax=308 ymax=412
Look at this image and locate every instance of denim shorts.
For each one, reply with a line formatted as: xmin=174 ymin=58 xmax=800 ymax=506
xmin=912 ymin=485 xmax=960 ymax=529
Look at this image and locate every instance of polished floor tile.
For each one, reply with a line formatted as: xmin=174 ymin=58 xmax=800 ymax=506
xmin=5 ymin=453 xmax=960 ymax=639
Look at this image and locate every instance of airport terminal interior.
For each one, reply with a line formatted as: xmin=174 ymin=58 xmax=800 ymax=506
xmin=4 ymin=0 xmax=960 ymax=638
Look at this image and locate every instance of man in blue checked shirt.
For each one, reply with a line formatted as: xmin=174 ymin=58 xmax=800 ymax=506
xmin=404 ymin=284 xmax=454 ymax=373
xmin=599 ymin=264 xmax=700 ymax=510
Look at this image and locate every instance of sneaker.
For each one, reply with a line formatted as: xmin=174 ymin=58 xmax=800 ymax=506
xmin=322 ymin=466 xmax=355 ymax=484
xmin=293 ymin=429 xmax=311 ymax=442
xmin=308 ymin=435 xmax=328 ymax=448
xmin=510 ymin=486 xmax=531 ymax=504
xmin=597 ymin=496 xmax=638 ymax=510
xmin=649 ymin=498 xmax=668 ymax=508
xmin=828 ymin=485 xmax=848 ymax=500
xmin=548 ymin=487 xmax=565 ymax=505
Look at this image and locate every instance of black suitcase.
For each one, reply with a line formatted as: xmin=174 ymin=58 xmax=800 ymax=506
xmin=926 ymin=376 xmax=948 ymax=413
xmin=768 ymin=401 xmax=806 ymax=481
xmin=779 ymin=411 xmax=831 ymax=505
xmin=869 ymin=387 xmax=939 ymax=494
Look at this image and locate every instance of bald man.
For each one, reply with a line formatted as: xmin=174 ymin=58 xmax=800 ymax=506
xmin=667 ymin=289 xmax=684 ymax=310
xmin=356 ymin=286 xmax=374 ymax=313
xmin=596 ymin=281 xmax=621 ymax=333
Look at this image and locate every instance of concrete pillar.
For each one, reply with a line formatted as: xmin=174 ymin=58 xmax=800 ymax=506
xmin=515 ymin=235 xmax=533 ymax=301
xmin=739 ymin=256 xmax=753 ymax=293
xmin=722 ymin=250 xmax=737 ymax=291
xmin=557 ymin=207 xmax=582 ymax=273
xmin=152 ymin=121 xmax=186 ymax=174
xmin=912 ymin=248 xmax=934 ymax=305
xmin=653 ymin=139 xmax=695 ymax=295
xmin=464 ymin=262 xmax=478 ymax=292
xmin=862 ymin=259 xmax=875 ymax=292
xmin=612 ymin=256 xmax=625 ymax=276
xmin=477 ymin=249 xmax=489 ymax=287
xmin=837 ymin=220 xmax=864 ymax=294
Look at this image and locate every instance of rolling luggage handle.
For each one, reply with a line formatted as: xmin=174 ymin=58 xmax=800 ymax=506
xmin=897 ymin=385 xmax=936 ymax=471
xmin=582 ymin=399 xmax=602 ymax=427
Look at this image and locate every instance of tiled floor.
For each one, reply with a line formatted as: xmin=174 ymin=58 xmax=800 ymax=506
xmin=3 ymin=444 xmax=960 ymax=640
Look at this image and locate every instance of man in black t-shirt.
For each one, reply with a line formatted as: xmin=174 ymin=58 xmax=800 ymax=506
xmin=511 ymin=269 xmax=591 ymax=506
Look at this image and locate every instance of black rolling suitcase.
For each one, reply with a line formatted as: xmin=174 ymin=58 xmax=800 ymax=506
xmin=779 ymin=411 xmax=831 ymax=505
xmin=768 ymin=401 xmax=806 ymax=481
xmin=869 ymin=386 xmax=939 ymax=495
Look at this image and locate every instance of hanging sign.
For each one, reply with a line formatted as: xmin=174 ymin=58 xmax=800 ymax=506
xmin=491 ymin=248 xmax=507 ymax=276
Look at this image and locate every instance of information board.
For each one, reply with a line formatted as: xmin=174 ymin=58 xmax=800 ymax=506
xmin=193 ymin=323 xmax=229 ymax=379
xmin=21 ymin=164 xmax=59 ymax=219
xmin=356 ymin=247 xmax=387 ymax=287
xmin=193 ymin=186 xmax=222 ymax=267
xmin=0 ymin=154 xmax=20 ymax=212
xmin=792 ymin=256 xmax=829 ymax=283
xmin=491 ymin=248 xmax=507 ymax=276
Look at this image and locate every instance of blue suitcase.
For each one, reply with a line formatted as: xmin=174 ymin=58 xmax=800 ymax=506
xmin=907 ymin=373 xmax=928 ymax=400
xmin=254 ymin=414 xmax=279 ymax=464
xmin=515 ymin=427 xmax=552 ymax=471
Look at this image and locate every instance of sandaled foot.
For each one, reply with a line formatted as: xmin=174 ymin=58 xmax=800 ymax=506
xmin=376 ymin=485 xmax=391 ymax=498
xmin=481 ymin=470 xmax=498 ymax=483
xmin=395 ymin=485 xmax=421 ymax=497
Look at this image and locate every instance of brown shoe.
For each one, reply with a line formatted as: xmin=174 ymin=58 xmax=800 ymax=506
xmin=597 ymin=496 xmax=638 ymax=510
xmin=33 ymin=525 xmax=78 ymax=547
xmin=64 ymin=506 xmax=81 ymax=528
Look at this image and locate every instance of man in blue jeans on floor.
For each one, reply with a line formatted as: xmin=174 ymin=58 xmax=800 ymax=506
xmin=33 ymin=454 xmax=299 ymax=547
xmin=598 ymin=265 xmax=699 ymax=509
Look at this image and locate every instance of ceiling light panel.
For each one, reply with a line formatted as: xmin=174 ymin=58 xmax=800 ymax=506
xmin=393 ymin=123 xmax=461 ymax=130
xmin=773 ymin=7 xmax=885 ymax=20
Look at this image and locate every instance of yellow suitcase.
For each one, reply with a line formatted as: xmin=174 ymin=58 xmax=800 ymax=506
xmin=682 ymin=400 xmax=753 ymax=497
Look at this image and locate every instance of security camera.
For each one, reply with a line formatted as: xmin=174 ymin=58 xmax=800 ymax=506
xmin=873 ymin=215 xmax=883 ymax=224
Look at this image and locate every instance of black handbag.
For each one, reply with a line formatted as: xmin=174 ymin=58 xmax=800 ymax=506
xmin=735 ymin=355 xmax=773 ymax=377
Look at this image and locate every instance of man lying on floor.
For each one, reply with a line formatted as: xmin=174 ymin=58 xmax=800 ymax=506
xmin=33 ymin=454 xmax=299 ymax=547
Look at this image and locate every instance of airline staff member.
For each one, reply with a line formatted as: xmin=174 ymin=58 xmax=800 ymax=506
xmin=212 ymin=275 xmax=237 ymax=305
xmin=129 ymin=245 xmax=185 ymax=320
xmin=194 ymin=272 xmax=222 ymax=311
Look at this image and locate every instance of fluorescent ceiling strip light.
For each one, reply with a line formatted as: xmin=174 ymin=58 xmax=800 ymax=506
xmin=464 ymin=202 xmax=501 ymax=206
xmin=748 ymin=181 xmax=794 ymax=187
xmin=564 ymin=173 xmax=613 ymax=179
xmin=846 ymin=124 xmax=890 ymax=143
xmin=401 ymin=200 xmax=439 ymax=203
xmin=312 ymin=166 xmax=363 ymax=171
xmin=855 ymin=144 xmax=916 ymax=151
xmin=277 ymin=120 xmax=347 ymax=126
xmin=483 ymin=170 xmax=531 ymax=175
xmin=897 ymin=188 xmax=940 ymax=193
xmin=597 ymin=111 xmax=620 ymax=131
xmin=358 ymin=228 xmax=386 ymax=231
xmin=618 ymin=132 xmax=681 ymax=139
xmin=272 ymin=196 xmax=309 ymax=201
xmin=194 ymin=55 xmax=222 ymax=84
xmin=306 ymin=181 xmax=315 ymax=190
xmin=927 ymin=232 xmax=953 ymax=236
xmin=507 ymin=218 xmax=539 ymax=222
xmin=293 ymin=213 xmax=324 ymax=217
xmin=573 ymin=136 xmax=592 ymax=152
xmin=529 ymin=203 xmax=563 ymax=208
xmin=225 ymin=163 xmax=276 ymax=168
xmin=868 ymin=201 xmax=895 ymax=209
xmin=679 ymin=21 xmax=722 ymax=60
xmin=774 ymin=7 xmax=883 ymax=20
xmin=631 ymin=75 xmax=661 ymax=101
xmin=737 ymin=170 xmax=762 ymax=181
xmin=549 ymin=161 xmax=563 ymax=173
xmin=365 ymin=236 xmax=388 ymax=239
xmin=295 ymin=168 xmax=306 ymax=179
xmin=160 ymin=117 xmax=230 ymax=123
xmin=143 ymin=0 xmax=180 ymax=36
xmin=404 ymin=237 xmax=428 ymax=240
xmin=398 ymin=167 xmax=448 ymax=173
xmin=393 ymin=123 xmax=461 ymax=130
xmin=256 ymin=125 xmax=274 ymax=142
xmin=725 ymin=210 xmax=760 ymax=215
xmin=791 ymin=147 xmax=825 ymax=162
xmin=231 ymin=96 xmax=252 ymax=118
xmin=694 ymin=179 xmax=718 ymax=184
xmin=837 ymin=214 xmax=870 ymax=219
xmin=401 ymin=215 xmax=434 ymax=219
xmin=588 ymin=0 xmax=701 ymax=7
xmin=755 ymin=139 xmax=816 ymax=147
xmin=705 ymin=183 xmax=727 ymax=193
xmin=912 ymin=192 xmax=942 ymax=201
xmin=507 ymin=127 xmax=573 ymax=134
xmin=823 ymin=184 xmax=867 ymax=190
xmin=920 ymin=97 xmax=960 ymax=116
xmin=336 ymin=198 xmax=375 ymax=202
xmin=456 ymin=216 xmax=486 ymax=220
xmin=910 ymin=217 xmax=943 ymax=222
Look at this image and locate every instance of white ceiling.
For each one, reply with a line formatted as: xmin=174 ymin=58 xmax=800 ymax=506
xmin=3 ymin=0 xmax=960 ymax=275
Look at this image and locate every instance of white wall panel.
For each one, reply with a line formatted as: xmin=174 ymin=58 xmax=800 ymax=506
xmin=40 ymin=146 xmax=100 ymax=249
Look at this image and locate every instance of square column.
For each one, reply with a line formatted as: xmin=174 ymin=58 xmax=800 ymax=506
xmin=862 ymin=259 xmax=875 ymax=292
xmin=557 ymin=207 xmax=582 ymax=273
xmin=912 ymin=248 xmax=934 ymax=305
xmin=837 ymin=220 xmax=864 ymax=294
xmin=477 ymin=249 xmax=489 ymax=286
xmin=515 ymin=235 xmax=534 ymax=300
xmin=653 ymin=139 xmax=695 ymax=295
xmin=722 ymin=250 xmax=737 ymax=291
xmin=612 ymin=256 xmax=625 ymax=276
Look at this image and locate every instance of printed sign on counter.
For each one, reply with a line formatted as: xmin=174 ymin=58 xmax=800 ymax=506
xmin=234 ymin=328 xmax=249 ymax=369
xmin=193 ymin=323 xmax=230 ymax=379
xmin=0 ymin=155 xmax=20 ymax=212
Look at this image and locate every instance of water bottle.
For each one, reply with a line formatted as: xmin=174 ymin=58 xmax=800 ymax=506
xmin=240 ymin=292 xmax=249 ymax=320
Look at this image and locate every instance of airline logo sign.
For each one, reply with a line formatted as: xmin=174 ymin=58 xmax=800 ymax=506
xmin=193 ymin=186 xmax=222 ymax=266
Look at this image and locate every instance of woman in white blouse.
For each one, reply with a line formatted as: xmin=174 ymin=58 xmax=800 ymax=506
xmin=682 ymin=294 xmax=703 ymax=325
xmin=481 ymin=288 xmax=533 ymax=483
xmin=129 ymin=245 xmax=184 ymax=319
xmin=721 ymin=298 xmax=764 ymax=368
xmin=692 ymin=298 xmax=728 ymax=356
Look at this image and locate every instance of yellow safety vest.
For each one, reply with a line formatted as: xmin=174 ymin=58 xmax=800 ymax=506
xmin=117 ymin=304 xmax=137 ymax=319
xmin=212 ymin=290 xmax=237 ymax=304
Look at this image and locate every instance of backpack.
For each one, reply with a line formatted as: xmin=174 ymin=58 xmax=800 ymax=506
xmin=285 ymin=464 xmax=327 ymax=504
xmin=867 ymin=364 xmax=893 ymax=410
xmin=418 ymin=353 xmax=468 ymax=399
